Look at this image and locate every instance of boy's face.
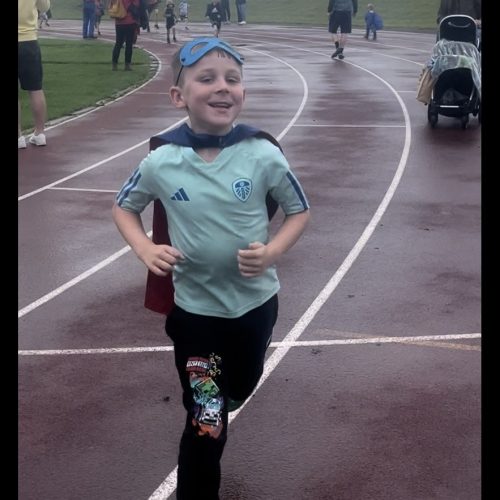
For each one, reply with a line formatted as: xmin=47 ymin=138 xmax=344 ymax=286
xmin=170 ymin=51 xmax=245 ymax=136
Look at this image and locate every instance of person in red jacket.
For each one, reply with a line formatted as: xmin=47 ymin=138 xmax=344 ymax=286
xmin=111 ymin=0 xmax=140 ymax=71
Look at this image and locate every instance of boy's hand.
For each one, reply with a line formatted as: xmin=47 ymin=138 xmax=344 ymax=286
xmin=139 ymin=242 xmax=184 ymax=277
xmin=237 ymin=242 xmax=273 ymax=278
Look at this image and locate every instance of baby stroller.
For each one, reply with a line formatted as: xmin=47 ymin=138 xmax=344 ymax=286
xmin=427 ymin=15 xmax=481 ymax=129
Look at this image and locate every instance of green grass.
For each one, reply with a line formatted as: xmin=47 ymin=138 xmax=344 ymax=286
xmin=52 ymin=0 xmax=438 ymax=30
xmin=19 ymin=38 xmax=152 ymax=133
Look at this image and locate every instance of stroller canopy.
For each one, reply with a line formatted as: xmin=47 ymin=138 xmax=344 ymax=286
xmin=429 ymin=39 xmax=481 ymax=99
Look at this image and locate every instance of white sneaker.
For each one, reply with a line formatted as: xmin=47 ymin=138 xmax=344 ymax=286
xmin=238 ymin=21 xmax=246 ymax=25
xmin=18 ymin=136 xmax=27 ymax=149
xmin=29 ymin=133 xmax=47 ymax=146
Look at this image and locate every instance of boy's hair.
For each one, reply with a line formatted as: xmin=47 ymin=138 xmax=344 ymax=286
xmin=367 ymin=3 xmax=374 ymax=9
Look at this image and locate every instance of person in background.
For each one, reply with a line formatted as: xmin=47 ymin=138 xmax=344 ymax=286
xmin=111 ymin=0 xmax=140 ymax=70
xmin=206 ymin=0 xmax=222 ymax=37
xmin=165 ymin=1 xmax=177 ymax=43
xmin=111 ymin=37 xmax=310 ymax=500
xmin=328 ymin=0 xmax=358 ymax=59
xmin=38 ymin=9 xmax=50 ymax=28
xmin=19 ymin=0 xmax=50 ymax=149
xmin=220 ymin=0 xmax=230 ymax=23
xmin=364 ymin=3 xmax=382 ymax=40
xmin=178 ymin=1 xmax=190 ymax=29
xmin=145 ymin=0 xmax=160 ymax=31
xmin=95 ymin=0 xmax=105 ymax=36
xmin=82 ymin=0 xmax=97 ymax=39
xmin=236 ymin=0 xmax=246 ymax=24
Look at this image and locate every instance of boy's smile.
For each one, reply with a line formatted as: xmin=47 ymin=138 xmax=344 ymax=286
xmin=170 ymin=51 xmax=246 ymax=136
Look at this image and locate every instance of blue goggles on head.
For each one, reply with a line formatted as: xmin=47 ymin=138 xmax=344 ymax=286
xmin=175 ymin=37 xmax=244 ymax=85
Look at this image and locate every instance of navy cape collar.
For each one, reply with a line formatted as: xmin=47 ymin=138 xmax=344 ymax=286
xmin=154 ymin=123 xmax=263 ymax=150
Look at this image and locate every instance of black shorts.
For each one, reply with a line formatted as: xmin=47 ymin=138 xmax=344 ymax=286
xmin=328 ymin=10 xmax=353 ymax=34
xmin=18 ymin=40 xmax=43 ymax=91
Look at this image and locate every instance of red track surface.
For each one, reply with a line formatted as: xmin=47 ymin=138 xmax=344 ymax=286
xmin=19 ymin=20 xmax=481 ymax=500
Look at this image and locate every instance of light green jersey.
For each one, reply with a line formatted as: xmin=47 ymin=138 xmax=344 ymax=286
xmin=117 ymin=137 xmax=309 ymax=318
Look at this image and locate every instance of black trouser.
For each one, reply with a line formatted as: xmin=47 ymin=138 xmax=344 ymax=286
xmin=165 ymin=294 xmax=278 ymax=500
xmin=112 ymin=23 xmax=136 ymax=64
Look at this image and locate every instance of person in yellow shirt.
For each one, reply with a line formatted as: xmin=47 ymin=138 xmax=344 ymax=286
xmin=18 ymin=0 xmax=50 ymax=149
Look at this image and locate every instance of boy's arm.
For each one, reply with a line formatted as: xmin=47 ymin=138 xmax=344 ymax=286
xmin=112 ymin=203 xmax=184 ymax=276
xmin=237 ymin=210 xmax=310 ymax=278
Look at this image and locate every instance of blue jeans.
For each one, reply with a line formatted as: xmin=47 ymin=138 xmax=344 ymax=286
xmin=82 ymin=3 xmax=96 ymax=38
xmin=236 ymin=3 xmax=246 ymax=22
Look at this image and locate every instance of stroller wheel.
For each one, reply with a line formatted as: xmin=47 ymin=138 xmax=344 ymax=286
xmin=460 ymin=115 xmax=469 ymax=130
xmin=428 ymin=110 xmax=438 ymax=128
xmin=427 ymin=104 xmax=438 ymax=128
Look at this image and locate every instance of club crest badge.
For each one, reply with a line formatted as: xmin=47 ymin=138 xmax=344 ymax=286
xmin=232 ymin=178 xmax=252 ymax=202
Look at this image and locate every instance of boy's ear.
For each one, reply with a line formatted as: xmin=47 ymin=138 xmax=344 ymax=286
xmin=169 ymin=86 xmax=187 ymax=109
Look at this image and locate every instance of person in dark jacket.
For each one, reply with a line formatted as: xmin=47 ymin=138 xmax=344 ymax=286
xmin=436 ymin=0 xmax=481 ymax=48
xmin=111 ymin=0 xmax=140 ymax=71
xmin=437 ymin=0 xmax=481 ymax=24
xmin=206 ymin=0 xmax=223 ymax=37
xmin=328 ymin=0 xmax=358 ymax=59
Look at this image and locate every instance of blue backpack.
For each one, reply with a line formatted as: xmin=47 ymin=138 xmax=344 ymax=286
xmin=373 ymin=12 xmax=383 ymax=30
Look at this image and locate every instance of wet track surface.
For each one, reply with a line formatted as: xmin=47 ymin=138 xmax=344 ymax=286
xmin=18 ymin=21 xmax=480 ymax=500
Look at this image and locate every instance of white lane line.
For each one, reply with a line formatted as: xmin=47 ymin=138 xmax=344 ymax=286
xmin=49 ymin=187 xmax=119 ymax=193
xmin=292 ymin=124 xmax=405 ymax=128
xmin=18 ymin=117 xmax=188 ymax=202
xmin=17 ymin=333 xmax=481 ymax=356
xmin=148 ymin=46 xmax=413 ymax=500
xmin=18 ymin=244 xmax=136 ymax=318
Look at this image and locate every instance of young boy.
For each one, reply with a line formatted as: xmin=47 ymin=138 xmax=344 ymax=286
xmin=112 ymin=37 xmax=310 ymax=498
xmin=364 ymin=3 xmax=382 ymax=40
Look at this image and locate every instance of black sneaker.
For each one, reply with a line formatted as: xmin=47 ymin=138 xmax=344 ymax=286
xmin=338 ymin=53 xmax=345 ymax=59
xmin=331 ymin=48 xmax=341 ymax=58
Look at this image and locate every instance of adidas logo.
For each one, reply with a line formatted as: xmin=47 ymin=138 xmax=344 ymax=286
xmin=170 ymin=188 xmax=190 ymax=201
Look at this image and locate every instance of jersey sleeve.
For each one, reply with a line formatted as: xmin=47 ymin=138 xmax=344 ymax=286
xmin=262 ymin=142 xmax=310 ymax=215
xmin=115 ymin=151 xmax=158 ymax=213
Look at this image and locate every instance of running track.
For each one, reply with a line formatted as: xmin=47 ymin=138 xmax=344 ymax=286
xmin=18 ymin=20 xmax=481 ymax=500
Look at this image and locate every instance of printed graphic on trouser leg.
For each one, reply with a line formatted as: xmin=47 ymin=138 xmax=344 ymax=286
xmin=186 ymin=354 xmax=224 ymax=439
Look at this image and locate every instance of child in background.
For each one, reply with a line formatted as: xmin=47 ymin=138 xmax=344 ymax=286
xmin=205 ymin=0 xmax=223 ymax=37
xmin=178 ymin=1 xmax=189 ymax=30
xmin=112 ymin=37 xmax=310 ymax=499
xmin=165 ymin=1 xmax=177 ymax=43
xmin=364 ymin=3 xmax=383 ymax=41
xmin=38 ymin=10 xmax=50 ymax=29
